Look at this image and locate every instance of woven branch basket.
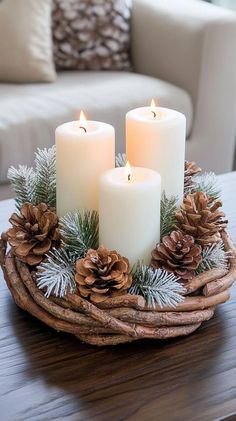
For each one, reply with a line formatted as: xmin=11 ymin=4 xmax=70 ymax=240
xmin=1 ymin=231 xmax=236 ymax=346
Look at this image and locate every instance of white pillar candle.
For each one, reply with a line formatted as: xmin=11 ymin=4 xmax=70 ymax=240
xmin=126 ymin=101 xmax=186 ymax=204
xmin=56 ymin=112 xmax=115 ymax=217
xmin=99 ymin=164 xmax=161 ymax=266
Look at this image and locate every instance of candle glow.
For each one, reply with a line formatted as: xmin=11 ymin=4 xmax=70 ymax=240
xmin=125 ymin=161 xmax=132 ymax=182
xmin=79 ymin=110 xmax=87 ymax=133
xmin=150 ymin=99 xmax=157 ymax=118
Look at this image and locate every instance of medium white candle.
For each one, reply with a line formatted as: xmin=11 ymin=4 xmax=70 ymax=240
xmin=56 ymin=111 xmax=115 ymax=217
xmin=126 ymin=101 xmax=186 ymax=204
xmin=99 ymin=164 xmax=161 ymax=266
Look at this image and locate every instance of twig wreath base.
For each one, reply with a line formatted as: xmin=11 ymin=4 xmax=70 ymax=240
xmin=1 ymin=230 xmax=236 ymax=346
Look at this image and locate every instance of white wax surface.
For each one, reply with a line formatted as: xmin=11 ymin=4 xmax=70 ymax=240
xmin=99 ymin=167 xmax=161 ymax=266
xmin=56 ymin=120 xmax=115 ymax=216
xmin=126 ymin=107 xmax=186 ymax=204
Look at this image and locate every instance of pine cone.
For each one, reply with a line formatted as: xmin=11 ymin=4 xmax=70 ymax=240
xmin=151 ymin=230 xmax=202 ymax=280
xmin=175 ymin=192 xmax=227 ymax=246
xmin=7 ymin=203 xmax=60 ymax=266
xmin=184 ymin=161 xmax=201 ymax=191
xmin=75 ymin=246 xmax=132 ymax=303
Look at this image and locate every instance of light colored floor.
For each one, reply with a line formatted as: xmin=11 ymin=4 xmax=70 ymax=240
xmin=0 ymin=184 xmax=14 ymax=201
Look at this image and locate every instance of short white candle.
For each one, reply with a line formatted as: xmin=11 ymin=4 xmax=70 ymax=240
xmin=56 ymin=111 xmax=115 ymax=217
xmin=99 ymin=164 xmax=161 ymax=266
xmin=126 ymin=101 xmax=186 ymax=204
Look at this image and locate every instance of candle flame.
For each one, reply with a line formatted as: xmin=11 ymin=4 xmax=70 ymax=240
xmin=79 ymin=110 xmax=87 ymax=132
xmin=150 ymin=98 xmax=156 ymax=109
xmin=150 ymin=99 xmax=157 ymax=118
xmin=125 ymin=161 xmax=132 ymax=182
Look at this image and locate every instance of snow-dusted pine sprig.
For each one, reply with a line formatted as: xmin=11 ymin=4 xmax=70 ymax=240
xmin=129 ymin=262 xmax=185 ymax=308
xmin=34 ymin=146 xmax=56 ymax=208
xmin=115 ymin=153 xmax=126 ymax=167
xmin=60 ymin=210 xmax=99 ymax=258
xmin=161 ymin=192 xmax=178 ymax=238
xmin=7 ymin=165 xmax=36 ymax=210
xmin=7 ymin=146 xmax=56 ymax=209
xmin=189 ymin=172 xmax=221 ymax=200
xmin=197 ymin=241 xmax=229 ymax=274
xmin=37 ymin=247 xmax=76 ymax=298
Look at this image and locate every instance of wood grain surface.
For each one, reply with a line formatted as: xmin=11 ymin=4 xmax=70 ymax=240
xmin=0 ymin=172 xmax=236 ymax=421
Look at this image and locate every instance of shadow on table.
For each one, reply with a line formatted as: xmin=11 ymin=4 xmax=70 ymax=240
xmin=7 ymin=299 xmax=227 ymax=399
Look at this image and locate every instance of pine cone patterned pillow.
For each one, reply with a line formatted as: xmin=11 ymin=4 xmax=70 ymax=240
xmin=52 ymin=0 xmax=132 ymax=70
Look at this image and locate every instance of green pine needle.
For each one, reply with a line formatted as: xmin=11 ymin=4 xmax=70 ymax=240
xmin=129 ymin=262 xmax=185 ymax=308
xmin=161 ymin=192 xmax=178 ymax=238
xmin=60 ymin=210 xmax=99 ymax=258
xmin=189 ymin=172 xmax=221 ymax=200
xmin=197 ymin=241 xmax=229 ymax=274
xmin=7 ymin=165 xmax=36 ymax=210
xmin=34 ymin=146 xmax=56 ymax=208
xmin=8 ymin=146 xmax=56 ymax=210
xmin=115 ymin=153 xmax=126 ymax=167
xmin=37 ymin=247 xmax=76 ymax=298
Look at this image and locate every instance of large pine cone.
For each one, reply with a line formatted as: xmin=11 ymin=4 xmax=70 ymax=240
xmin=151 ymin=230 xmax=202 ymax=280
xmin=7 ymin=203 xmax=60 ymax=266
xmin=75 ymin=246 xmax=132 ymax=303
xmin=184 ymin=161 xmax=201 ymax=191
xmin=175 ymin=192 xmax=227 ymax=245
xmin=185 ymin=161 xmax=201 ymax=178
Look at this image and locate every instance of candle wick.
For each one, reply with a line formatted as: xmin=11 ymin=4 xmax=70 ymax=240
xmin=151 ymin=110 xmax=157 ymax=118
xmin=128 ymin=174 xmax=131 ymax=182
xmin=79 ymin=126 xmax=87 ymax=133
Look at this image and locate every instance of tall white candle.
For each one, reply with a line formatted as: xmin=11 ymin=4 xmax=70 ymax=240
xmin=126 ymin=101 xmax=186 ymax=204
xmin=99 ymin=164 xmax=161 ymax=266
xmin=56 ymin=112 xmax=115 ymax=217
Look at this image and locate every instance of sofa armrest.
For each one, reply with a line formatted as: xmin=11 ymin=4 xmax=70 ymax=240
xmin=131 ymin=0 xmax=236 ymax=172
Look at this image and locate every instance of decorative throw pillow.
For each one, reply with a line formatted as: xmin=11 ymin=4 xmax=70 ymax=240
xmin=52 ymin=0 xmax=132 ymax=70
xmin=0 ymin=0 xmax=56 ymax=83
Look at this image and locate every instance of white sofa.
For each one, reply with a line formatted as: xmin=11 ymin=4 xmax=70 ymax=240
xmin=1 ymin=0 xmax=236 ymax=183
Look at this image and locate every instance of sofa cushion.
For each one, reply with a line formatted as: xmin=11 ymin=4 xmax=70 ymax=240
xmin=52 ymin=0 xmax=132 ymax=71
xmin=0 ymin=0 xmax=56 ymax=83
xmin=0 ymin=71 xmax=193 ymax=182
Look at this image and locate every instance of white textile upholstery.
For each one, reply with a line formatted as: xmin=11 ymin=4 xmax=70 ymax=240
xmin=132 ymin=0 xmax=236 ymax=173
xmin=0 ymin=71 xmax=192 ymax=182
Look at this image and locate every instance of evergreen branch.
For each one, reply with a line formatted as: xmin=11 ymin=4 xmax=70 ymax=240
xmin=190 ymin=172 xmax=221 ymax=200
xmin=115 ymin=153 xmax=126 ymax=167
xmin=34 ymin=146 xmax=56 ymax=208
xmin=37 ymin=247 xmax=76 ymax=298
xmin=161 ymin=192 xmax=178 ymax=238
xmin=197 ymin=241 xmax=229 ymax=274
xmin=60 ymin=210 xmax=99 ymax=258
xmin=129 ymin=262 xmax=185 ymax=308
xmin=7 ymin=165 xmax=36 ymax=210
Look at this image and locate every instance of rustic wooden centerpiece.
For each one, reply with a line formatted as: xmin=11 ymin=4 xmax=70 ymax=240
xmin=0 ymin=151 xmax=236 ymax=346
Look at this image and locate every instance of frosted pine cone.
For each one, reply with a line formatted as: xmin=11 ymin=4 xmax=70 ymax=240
xmin=184 ymin=161 xmax=202 ymax=192
xmin=75 ymin=246 xmax=132 ymax=303
xmin=175 ymin=192 xmax=227 ymax=245
xmin=151 ymin=230 xmax=202 ymax=280
xmin=7 ymin=203 xmax=60 ymax=266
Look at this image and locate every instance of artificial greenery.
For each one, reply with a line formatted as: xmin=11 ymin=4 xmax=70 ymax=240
xmin=115 ymin=152 xmax=126 ymax=167
xmin=129 ymin=262 xmax=185 ymax=308
xmin=185 ymin=171 xmax=221 ymax=200
xmin=160 ymin=192 xmax=178 ymax=238
xmin=7 ymin=165 xmax=36 ymax=211
xmin=8 ymin=146 xmax=56 ymax=209
xmin=197 ymin=241 xmax=229 ymax=274
xmin=8 ymin=146 xmax=228 ymax=308
xmin=34 ymin=146 xmax=56 ymax=208
xmin=37 ymin=247 xmax=76 ymax=298
xmin=60 ymin=210 xmax=99 ymax=258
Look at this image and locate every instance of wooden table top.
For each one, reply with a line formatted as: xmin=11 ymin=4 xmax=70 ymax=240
xmin=0 ymin=172 xmax=236 ymax=421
